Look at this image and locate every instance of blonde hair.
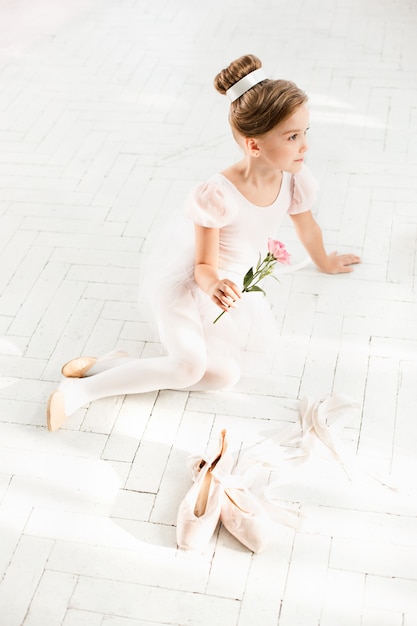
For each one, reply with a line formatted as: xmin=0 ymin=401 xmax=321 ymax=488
xmin=214 ymin=54 xmax=308 ymax=137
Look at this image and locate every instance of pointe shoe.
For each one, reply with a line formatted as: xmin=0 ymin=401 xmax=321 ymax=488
xmin=46 ymin=390 xmax=68 ymax=432
xmin=61 ymin=356 xmax=97 ymax=378
xmin=176 ymin=429 xmax=233 ymax=551
xmin=61 ymin=349 xmax=128 ymax=378
xmin=220 ymin=487 xmax=277 ymax=553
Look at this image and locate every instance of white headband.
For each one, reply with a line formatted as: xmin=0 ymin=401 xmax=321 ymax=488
xmin=226 ymin=68 xmax=268 ymax=103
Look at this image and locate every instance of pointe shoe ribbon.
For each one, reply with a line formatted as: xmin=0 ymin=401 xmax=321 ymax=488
xmin=300 ymin=395 xmax=397 ymax=489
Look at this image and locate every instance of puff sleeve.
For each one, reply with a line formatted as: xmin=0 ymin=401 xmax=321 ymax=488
xmin=184 ymin=178 xmax=237 ymax=228
xmin=287 ymin=164 xmax=320 ymax=215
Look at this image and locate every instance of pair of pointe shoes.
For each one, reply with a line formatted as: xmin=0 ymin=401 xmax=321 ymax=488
xmin=46 ymin=350 xmax=127 ymax=432
xmin=176 ymin=430 xmax=277 ymax=553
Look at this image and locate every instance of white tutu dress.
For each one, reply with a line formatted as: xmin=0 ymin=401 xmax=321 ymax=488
xmin=142 ymin=163 xmax=319 ymax=367
xmin=60 ymin=165 xmax=319 ymax=415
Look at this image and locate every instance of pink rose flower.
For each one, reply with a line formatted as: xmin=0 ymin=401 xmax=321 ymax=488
xmin=267 ymin=238 xmax=291 ymax=264
xmin=213 ymin=239 xmax=291 ymax=323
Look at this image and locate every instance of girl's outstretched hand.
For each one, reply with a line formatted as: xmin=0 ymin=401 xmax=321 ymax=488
xmin=324 ymin=251 xmax=361 ymax=274
xmin=210 ymin=279 xmax=242 ymax=312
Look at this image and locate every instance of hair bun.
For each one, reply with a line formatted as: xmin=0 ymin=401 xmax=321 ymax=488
xmin=214 ymin=54 xmax=262 ymax=95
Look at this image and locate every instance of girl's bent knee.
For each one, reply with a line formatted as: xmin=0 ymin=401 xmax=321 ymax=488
xmin=206 ymin=359 xmax=241 ymax=390
xmin=221 ymin=360 xmax=241 ymax=387
xmin=175 ymin=358 xmax=206 ymax=388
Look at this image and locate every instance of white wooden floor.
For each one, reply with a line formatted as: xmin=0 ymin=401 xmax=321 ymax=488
xmin=0 ymin=0 xmax=417 ymax=624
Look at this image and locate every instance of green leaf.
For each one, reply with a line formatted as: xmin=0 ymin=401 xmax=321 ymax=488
xmin=243 ymin=267 xmax=254 ymax=288
xmin=247 ymin=285 xmax=266 ymax=295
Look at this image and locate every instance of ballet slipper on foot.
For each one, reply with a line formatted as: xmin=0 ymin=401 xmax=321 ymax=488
xmin=46 ymin=390 xmax=68 ymax=432
xmin=61 ymin=356 xmax=97 ymax=378
xmin=61 ymin=349 xmax=129 ymax=378
xmin=220 ymin=488 xmax=277 ymax=553
xmin=176 ymin=429 xmax=233 ymax=551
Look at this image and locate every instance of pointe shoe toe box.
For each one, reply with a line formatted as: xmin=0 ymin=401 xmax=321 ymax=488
xmin=220 ymin=490 xmax=275 ymax=553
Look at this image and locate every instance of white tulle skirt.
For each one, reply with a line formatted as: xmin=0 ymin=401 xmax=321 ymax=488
xmin=138 ymin=208 xmax=283 ymax=374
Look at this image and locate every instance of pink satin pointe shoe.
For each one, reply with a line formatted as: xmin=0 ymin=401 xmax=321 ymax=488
xmin=220 ymin=487 xmax=277 ymax=553
xmin=46 ymin=389 xmax=68 ymax=432
xmin=176 ymin=429 xmax=233 ymax=551
xmin=61 ymin=349 xmax=128 ymax=378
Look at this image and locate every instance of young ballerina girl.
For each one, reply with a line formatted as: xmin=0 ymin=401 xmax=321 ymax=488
xmin=47 ymin=53 xmax=360 ymax=432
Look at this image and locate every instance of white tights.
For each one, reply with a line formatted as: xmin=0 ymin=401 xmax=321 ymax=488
xmin=59 ymin=285 xmax=241 ymax=416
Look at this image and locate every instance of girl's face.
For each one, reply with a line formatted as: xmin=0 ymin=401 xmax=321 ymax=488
xmin=253 ymin=103 xmax=310 ymax=172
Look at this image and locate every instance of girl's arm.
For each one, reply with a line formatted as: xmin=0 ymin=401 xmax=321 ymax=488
xmin=194 ymin=224 xmax=241 ymax=312
xmin=290 ymin=210 xmax=361 ymax=274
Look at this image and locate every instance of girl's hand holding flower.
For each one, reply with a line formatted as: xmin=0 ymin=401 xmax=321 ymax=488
xmin=210 ymin=279 xmax=241 ymax=312
xmin=213 ymin=238 xmax=290 ymax=323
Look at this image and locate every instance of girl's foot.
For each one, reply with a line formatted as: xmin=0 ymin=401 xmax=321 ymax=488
xmin=46 ymin=390 xmax=68 ymax=432
xmin=61 ymin=356 xmax=97 ymax=378
xmin=61 ymin=350 xmax=129 ymax=378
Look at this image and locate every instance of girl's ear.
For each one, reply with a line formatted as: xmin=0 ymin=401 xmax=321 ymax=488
xmin=245 ymin=137 xmax=260 ymax=157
